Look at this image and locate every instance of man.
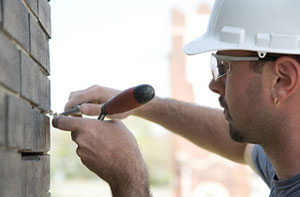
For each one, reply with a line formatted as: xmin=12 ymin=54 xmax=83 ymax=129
xmin=53 ymin=0 xmax=300 ymax=196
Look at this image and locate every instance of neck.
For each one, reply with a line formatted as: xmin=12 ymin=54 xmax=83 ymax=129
xmin=262 ymin=128 xmax=300 ymax=180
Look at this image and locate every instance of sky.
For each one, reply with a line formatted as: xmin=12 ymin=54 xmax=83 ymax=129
xmin=49 ymin=0 xmax=218 ymax=114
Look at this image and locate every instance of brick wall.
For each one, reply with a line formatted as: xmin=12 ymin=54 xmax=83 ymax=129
xmin=0 ymin=0 xmax=51 ymax=196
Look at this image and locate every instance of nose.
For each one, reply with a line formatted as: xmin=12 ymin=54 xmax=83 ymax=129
xmin=209 ymin=78 xmax=225 ymax=96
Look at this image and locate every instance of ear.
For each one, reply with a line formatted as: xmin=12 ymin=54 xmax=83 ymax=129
xmin=272 ymin=56 xmax=300 ymax=104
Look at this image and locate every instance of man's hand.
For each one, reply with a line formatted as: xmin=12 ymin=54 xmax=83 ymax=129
xmin=52 ymin=116 xmax=151 ymax=197
xmin=64 ymin=85 xmax=131 ymax=119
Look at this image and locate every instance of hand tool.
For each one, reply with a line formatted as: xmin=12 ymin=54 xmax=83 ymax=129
xmin=50 ymin=84 xmax=155 ymax=121
xmin=97 ymin=84 xmax=155 ymax=120
xmin=59 ymin=104 xmax=81 ymax=116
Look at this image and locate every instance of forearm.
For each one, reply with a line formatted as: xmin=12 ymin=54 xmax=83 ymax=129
xmin=109 ymin=162 xmax=151 ymax=197
xmin=133 ymin=97 xmax=247 ymax=164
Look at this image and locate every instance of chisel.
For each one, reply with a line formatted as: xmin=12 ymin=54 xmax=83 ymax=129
xmin=60 ymin=84 xmax=155 ymax=121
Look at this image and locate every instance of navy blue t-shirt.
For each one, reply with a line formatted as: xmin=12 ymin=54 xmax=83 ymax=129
xmin=252 ymin=145 xmax=300 ymax=196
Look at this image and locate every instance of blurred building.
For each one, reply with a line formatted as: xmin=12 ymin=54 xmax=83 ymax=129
xmin=169 ymin=3 xmax=251 ymax=197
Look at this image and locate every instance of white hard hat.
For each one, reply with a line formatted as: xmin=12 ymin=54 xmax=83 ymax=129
xmin=184 ymin=0 xmax=300 ymax=56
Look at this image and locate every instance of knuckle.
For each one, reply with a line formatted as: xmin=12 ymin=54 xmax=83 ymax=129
xmin=71 ymin=131 xmax=78 ymax=141
xmin=91 ymin=84 xmax=100 ymax=90
xmin=76 ymin=147 xmax=82 ymax=157
xmin=55 ymin=117 xmax=63 ymax=128
xmin=69 ymin=91 xmax=77 ymax=99
xmin=64 ymin=103 xmax=72 ymax=111
xmin=80 ymin=104 xmax=90 ymax=115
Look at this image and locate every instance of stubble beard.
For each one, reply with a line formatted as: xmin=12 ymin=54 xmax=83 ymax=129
xmin=219 ymin=96 xmax=245 ymax=143
xmin=220 ymin=74 xmax=266 ymax=144
xmin=229 ymin=122 xmax=245 ymax=143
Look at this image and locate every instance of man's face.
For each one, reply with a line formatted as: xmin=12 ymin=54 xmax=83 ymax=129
xmin=209 ymin=50 xmax=273 ymax=143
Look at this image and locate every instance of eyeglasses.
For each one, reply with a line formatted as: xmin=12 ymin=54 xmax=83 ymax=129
xmin=210 ymin=53 xmax=280 ymax=81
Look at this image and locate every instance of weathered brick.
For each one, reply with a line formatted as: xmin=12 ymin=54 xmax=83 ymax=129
xmin=7 ymin=94 xmax=50 ymax=151
xmin=21 ymin=52 xmax=40 ymax=104
xmin=0 ymin=31 xmax=20 ymax=92
xmin=32 ymin=110 xmax=50 ymax=152
xmin=21 ymin=52 xmax=51 ymax=110
xmin=0 ymin=0 xmax=2 ymax=23
xmin=24 ymin=0 xmax=38 ymax=16
xmin=30 ymin=15 xmax=50 ymax=74
xmin=38 ymin=0 xmax=51 ymax=38
xmin=40 ymin=74 xmax=51 ymax=111
xmin=3 ymin=0 xmax=30 ymax=51
xmin=0 ymin=89 xmax=5 ymax=146
xmin=45 ymin=116 xmax=50 ymax=151
xmin=0 ymin=150 xmax=22 ymax=197
xmin=22 ymin=154 xmax=50 ymax=197
xmin=7 ymin=95 xmax=33 ymax=150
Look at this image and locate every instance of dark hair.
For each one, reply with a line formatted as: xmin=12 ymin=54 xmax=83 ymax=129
xmin=250 ymin=54 xmax=300 ymax=73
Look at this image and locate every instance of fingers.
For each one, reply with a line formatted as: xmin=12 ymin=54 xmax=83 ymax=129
xmin=52 ymin=116 xmax=85 ymax=132
xmin=64 ymin=85 xmax=99 ymax=111
xmin=71 ymin=130 xmax=80 ymax=141
xmin=64 ymin=85 xmax=120 ymax=112
xmin=65 ymin=93 xmax=89 ymax=112
xmin=80 ymin=103 xmax=102 ymax=116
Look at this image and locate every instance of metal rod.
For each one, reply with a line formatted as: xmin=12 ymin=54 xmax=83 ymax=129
xmin=59 ymin=105 xmax=81 ymax=116
xmin=97 ymin=113 xmax=106 ymax=121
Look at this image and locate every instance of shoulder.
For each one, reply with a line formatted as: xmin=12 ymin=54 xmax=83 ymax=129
xmin=244 ymin=144 xmax=275 ymax=188
xmin=244 ymin=144 xmax=256 ymax=171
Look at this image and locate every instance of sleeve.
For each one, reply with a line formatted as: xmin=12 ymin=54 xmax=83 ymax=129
xmin=251 ymin=144 xmax=275 ymax=188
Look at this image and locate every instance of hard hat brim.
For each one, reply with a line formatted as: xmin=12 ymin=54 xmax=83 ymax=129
xmin=183 ymin=34 xmax=245 ymax=55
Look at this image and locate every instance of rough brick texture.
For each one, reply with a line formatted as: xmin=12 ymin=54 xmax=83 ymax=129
xmin=0 ymin=0 xmax=51 ymax=196
xmin=39 ymin=0 xmax=52 ymax=38
xmin=21 ymin=51 xmax=51 ymax=110
xmin=0 ymin=31 xmax=20 ymax=92
xmin=0 ymin=89 xmax=5 ymax=146
xmin=24 ymin=0 xmax=38 ymax=16
xmin=22 ymin=155 xmax=50 ymax=197
xmin=30 ymin=15 xmax=50 ymax=74
xmin=7 ymin=95 xmax=32 ymax=150
xmin=0 ymin=0 xmax=2 ymax=23
xmin=0 ymin=150 xmax=22 ymax=197
xmin=3 ymin=0 xmax=30 ymax=52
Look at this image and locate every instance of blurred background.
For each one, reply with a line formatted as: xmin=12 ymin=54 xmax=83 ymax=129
xmin=49 ymin=0 xmax=269 ymax=196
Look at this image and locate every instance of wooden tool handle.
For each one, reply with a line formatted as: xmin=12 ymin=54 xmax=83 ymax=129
xmin=101 ymin=84 xmax=155 ymax=116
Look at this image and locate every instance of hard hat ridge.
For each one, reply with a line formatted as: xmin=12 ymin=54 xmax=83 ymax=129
xmin=184 ymin=0 xmax=300 ymax=56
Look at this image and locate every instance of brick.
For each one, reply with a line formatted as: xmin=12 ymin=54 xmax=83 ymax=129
xmin=0 ymin=89 xmax=5 ymax=146
xmin=30 ymin=15 xmax=50 ymax=74
xmin=3 ymin=0 xmax=30 ymax=51
xmin=40 ymin=74 xmax=51 ymax=111
xmin=0 ymin=31 xmax=20 ymax=92
xmin=24 ymin=0 xmax=38 ymax=16
xmin=0 ymin=150 xmax=22 ymax=197
xmin=0 ymin=0 xmax=2 ymax=23
xmin=7 ymin=95 xmax=33 ymax=150
xmin=45 ymin=116 xmax=50 ymax=150
xmin=7 ymin=95 xmax=50 ymax=152
xmin=21 ymin=52 xmax=40 ymax=104
xmin=32 ymin=111 xmax=50 ymax=152
xmin=38 ymin=0 xmax=51 ymax=38
xmin=22 ymin=154 xmax=50 ymax=197
xmin=21 ymin=52 xmax=51 ymax=110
